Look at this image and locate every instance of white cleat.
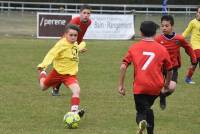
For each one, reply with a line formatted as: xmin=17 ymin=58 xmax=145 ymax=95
xmin=137 ymin=120 xmax=147 ymax=134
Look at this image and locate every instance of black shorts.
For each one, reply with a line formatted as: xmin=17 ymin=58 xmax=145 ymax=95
xmin=134 ymin=94 xmax=158 ymax=112
xmin=163 ymin=67 xmax=178 ymax=83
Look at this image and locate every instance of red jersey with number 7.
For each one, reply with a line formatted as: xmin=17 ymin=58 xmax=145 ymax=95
xmin=123 ymin=39 xmax=172 ymax=95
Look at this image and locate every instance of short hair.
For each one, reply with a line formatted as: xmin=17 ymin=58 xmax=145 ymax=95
xmin=161 ymin=15 xmax=174 ymax=26
xmin=65 ymin=24 xmax=80 ymax=33
xmin=80 ymin=5 xmax=92 ymax=12
xmin=140 ymin=21 xmax=159 ymax=37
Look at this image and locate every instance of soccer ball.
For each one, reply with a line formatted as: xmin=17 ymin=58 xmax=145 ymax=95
xmin=63 ymin=112 xmax=80 ymax=129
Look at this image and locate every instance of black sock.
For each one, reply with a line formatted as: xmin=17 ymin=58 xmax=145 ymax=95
xmin=146 ymin=109 xmax=154 ymax=134
xmin=136 ymin=111 xmax=147 ymax=125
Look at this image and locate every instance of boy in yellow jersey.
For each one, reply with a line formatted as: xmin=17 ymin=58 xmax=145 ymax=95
xmin=52 ymin=5 xmax=92 ymax=96
xmin=183 ymin=7 xmax=200 ymax=84
xmin=37 ymin=24 xmax=84 ymax=117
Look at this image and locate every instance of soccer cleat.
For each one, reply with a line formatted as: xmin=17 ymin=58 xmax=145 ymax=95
xmin=160 ymin=94 xmax=166 ymax=110
xmin=77 ymin=109 xmax=85 ymax=118
xmin=137 ymin=120 xmax=147 ymax=134
xmin=51 ymin=88 xmax=60 ymax=96
xmin=185 ymin=77 xmax=195 ymax=84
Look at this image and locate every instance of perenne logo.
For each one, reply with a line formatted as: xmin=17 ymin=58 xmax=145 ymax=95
xmin=40 ymin=17 xmax=66 ymax=27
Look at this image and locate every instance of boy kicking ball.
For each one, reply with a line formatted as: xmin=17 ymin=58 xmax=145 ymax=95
xmin=37 ymin=24 xmax=85 ymax=119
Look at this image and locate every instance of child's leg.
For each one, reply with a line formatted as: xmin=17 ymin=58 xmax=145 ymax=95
xmin=186 ymin=64 xmax=197 ymax=79
xmin=63 ymin=75 xmax=80 ymax=112
xmin=39 ymin=69 xmax=61 ymax=91
xmin=146 ymin=95 xmax=158 ymax=134
xmin=38 ymin=70 xmax=48 ymax=90
xmin=68 ymin=83 xmax=80 ymax=112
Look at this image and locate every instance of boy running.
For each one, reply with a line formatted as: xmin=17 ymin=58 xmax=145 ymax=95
xmin=118 ymin=21 xmax=172 ymax=134
xmin=183 ymin=7 xmax=200 ymax=84
xmin=155 ymin=15 xmax=197 ymax=110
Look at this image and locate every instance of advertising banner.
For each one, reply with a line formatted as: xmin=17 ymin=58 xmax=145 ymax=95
xmin=37 ymin=12 xmax=72 ymax=39
xmin=84 ymin=14 xmax=135 ymax=40
xmin=37 ymin=13 xmax=135 ymax=40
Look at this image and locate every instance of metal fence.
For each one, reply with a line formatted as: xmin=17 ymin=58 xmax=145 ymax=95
xmin=0 ymin=1 xmax=198 ymax=14
xmin=0 ymin=1 xmax=197 ymax=38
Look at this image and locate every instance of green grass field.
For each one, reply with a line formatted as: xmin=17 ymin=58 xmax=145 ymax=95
xmin=0 ymin=37 xmax=200 ymax=134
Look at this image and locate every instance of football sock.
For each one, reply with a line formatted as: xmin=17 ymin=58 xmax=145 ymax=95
xmin=71 ymin=97 xmax=80 ymax=112
xmin=136 ymin=111 xmax=147 ymax=125
xmin=146 ymin=109 xmax=154 ymax=134
xmin=186 ymin=66 xmax=196 ymax=78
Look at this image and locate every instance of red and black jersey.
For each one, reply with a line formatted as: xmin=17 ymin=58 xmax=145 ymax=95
xmin=123 ymin=39 xmax=172 ymax=95
xmin=69 ymin=16 xmax=92 ymax=44
xmin=155 ymin=33 xmax=196 ymax=68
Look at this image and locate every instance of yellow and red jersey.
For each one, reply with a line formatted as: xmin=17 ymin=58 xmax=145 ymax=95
xmin=37 ymin=38 xmax=79 ymax=75
xmin=123 ymin=39 xmax=172 ymax=95
xmin=155 ymin=33 xmax=196 ymax=68
xmin=182 ymin=18 xmax=200 ymax=50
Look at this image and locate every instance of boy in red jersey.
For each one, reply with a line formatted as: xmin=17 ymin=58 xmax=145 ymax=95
xmin=183 ymin=7 xmax=200 ymax=84
xmin=118 ymin=21 xmax=172 ymax=134
xmin=37 ymin=24 xmax=84 ymax=117
xmin=52 ymin=5 xmax=92 ymax=96
xmin=155 ymin=15 xmax=197 ymax=110
xmin=69 ymin=5 xmax=92 ymax=44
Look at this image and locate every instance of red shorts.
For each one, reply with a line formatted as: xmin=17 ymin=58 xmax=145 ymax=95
xmin=44 ymin=69 xmax=78 ymax=88
xmin=194 ymin=49 xmax=200 ymax=58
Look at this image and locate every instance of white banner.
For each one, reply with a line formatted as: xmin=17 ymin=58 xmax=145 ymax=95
xmin=37 ymin=13 xmax=135 ymax=40
xmin=84 ymin=14 xmax=135 ymax=40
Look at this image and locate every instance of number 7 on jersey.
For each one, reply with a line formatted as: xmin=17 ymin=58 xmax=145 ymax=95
xmin=141 ymin=52 xmax=155 ymax=70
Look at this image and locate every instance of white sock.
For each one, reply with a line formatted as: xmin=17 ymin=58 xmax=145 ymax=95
xmin=71 ymin=105 xmax=79 ymax=112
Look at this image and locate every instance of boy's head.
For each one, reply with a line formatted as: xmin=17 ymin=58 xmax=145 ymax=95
xmin=140 ymin=21 xmax=159 ymax=37
xmin=161 ymin=15 xmax=174 ymax=35
xmin=64 ymin=24 xmax=80 ymax=43
xmin=196 ymin=7 xmax=200 ymax=21
xmin=80 ymin=5 xmax=91 ymax=23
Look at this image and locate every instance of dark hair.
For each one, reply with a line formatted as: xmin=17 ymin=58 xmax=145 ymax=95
xmin=140 ymin=21 xmax=159 ymax=37
xmin=80 ymin=5 xmax=92 ymax=12
xmin=65 ymin=24 xmax=80 ymax=33
xmin=161 ymin=15 xmax=174 ymax=26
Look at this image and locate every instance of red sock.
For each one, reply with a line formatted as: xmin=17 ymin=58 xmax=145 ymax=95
xmin=186 ymin=67 xmax=196 ymax=78
xmin=71 ymin=97 xmax=80 ymax=112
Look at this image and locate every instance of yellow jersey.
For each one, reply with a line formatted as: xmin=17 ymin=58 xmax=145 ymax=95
xmin=182 ymin=18 xmax=200 ymax=50
xmin=37 ymin=38 xmax=79 ymax=75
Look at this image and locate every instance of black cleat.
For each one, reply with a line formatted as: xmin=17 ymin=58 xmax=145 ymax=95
xmin=160 ymin=94 xmax=166 ymax=110
xmin=52 ymin=88 xmax=60 ymax=96
xmin=78 ymin=109 xmax=85 ymax=118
